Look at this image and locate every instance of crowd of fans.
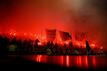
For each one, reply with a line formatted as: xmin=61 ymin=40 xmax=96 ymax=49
xmin=0 ymin=34 xmax=104 ymax=55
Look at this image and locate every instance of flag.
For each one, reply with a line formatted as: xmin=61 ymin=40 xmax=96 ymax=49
xmin=75 ymin=32 xmax=87 ymax=41
xmin=46 ymin=29 xmax=56 ymax=41
xmin=59 ymin=31 xmax=72 ymax=41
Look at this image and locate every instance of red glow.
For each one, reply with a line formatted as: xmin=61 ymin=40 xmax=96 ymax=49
xmin=75 ymin=41 xmax=86 ymax=48
xmin=60 ymin=56 xmax=64 ymax=66
xmin=66 ymin=56 xmax=70 ymax=67
xmin=24 ymin=33 xmax=27 ymax=36
xmin=100 ymin=46 xmax=103 ymax=50
xmin=36 ymin=55 xmax=42 ymax=62
xmin=0 ymin=0 xmax=104 ymax=51
xmin=84 ymin=56 xmax=88 ymax=68
xmin=78 ymin=56 xmax=82 ymax=67
xmin=92 ymin=56 xmax=96 ymax=67
xmin=13 ymin=33 xmax=16 ymax=36
xmin=9 ymin=32 xmax=12 ymax=35
xmin=90 ymin=43 xmax=96 ymax=48
xmin=41 ymin=36 xmax=46 ymax=40
xmin=38 ymin=42 xmax=42 ymax=46
xmin=76 ymin=56 xmax=82 ymax=67
xmin=0 ymin=31 xmax=101 ymax=49
xmin=34 ymin=34 xmax=37 ymax=37
xmin=65 ymin=41 xmax=69 ymax=45
xmin=26 ymin=55 xmax=97 ymax=68
xmin=9 ymin=32 xmax=16 ymax=36
xmin=76 ymin=41 xmax=81 ymax=47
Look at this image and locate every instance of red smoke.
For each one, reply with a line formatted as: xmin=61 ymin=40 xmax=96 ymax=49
xmin=0 ymin=0 xmax=105 ymax=51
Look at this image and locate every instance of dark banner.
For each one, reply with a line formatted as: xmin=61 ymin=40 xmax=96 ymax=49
xmin=59 ymin=31 xmax=72 ymax=41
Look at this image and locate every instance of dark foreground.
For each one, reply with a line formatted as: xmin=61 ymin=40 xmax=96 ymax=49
xmin=0 ymin=55 xmax=107 ymax=71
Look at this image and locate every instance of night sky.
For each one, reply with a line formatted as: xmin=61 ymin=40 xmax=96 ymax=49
xmin=0 ymin=0 xmax=107 ymax=51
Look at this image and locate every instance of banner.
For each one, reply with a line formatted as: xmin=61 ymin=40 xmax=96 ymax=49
xmin=59 ymin=31 xmax=72 ymax=41
xmin=75 ymin=32 xmax=88 ymax=41
xmin=46 ymin=29 xmax=56 ymax=41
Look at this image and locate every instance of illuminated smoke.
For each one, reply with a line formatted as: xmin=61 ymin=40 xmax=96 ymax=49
xmin=0 ymin=0 xmax=107 ymax=50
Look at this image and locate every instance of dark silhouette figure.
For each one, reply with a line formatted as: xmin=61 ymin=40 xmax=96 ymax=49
xmin=86 ymin=40 xmax=91 ymax=54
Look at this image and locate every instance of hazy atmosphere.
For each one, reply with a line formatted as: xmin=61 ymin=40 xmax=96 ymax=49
xmin=0 ymin=0 xmax=107 ymax=51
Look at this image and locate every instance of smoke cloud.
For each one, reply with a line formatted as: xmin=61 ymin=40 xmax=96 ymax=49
xmin=0 ymin=0 xmax=107 ymax=50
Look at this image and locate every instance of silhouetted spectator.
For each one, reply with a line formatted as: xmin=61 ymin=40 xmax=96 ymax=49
xmin=86 ymin=40 xmax=91 ymax=54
